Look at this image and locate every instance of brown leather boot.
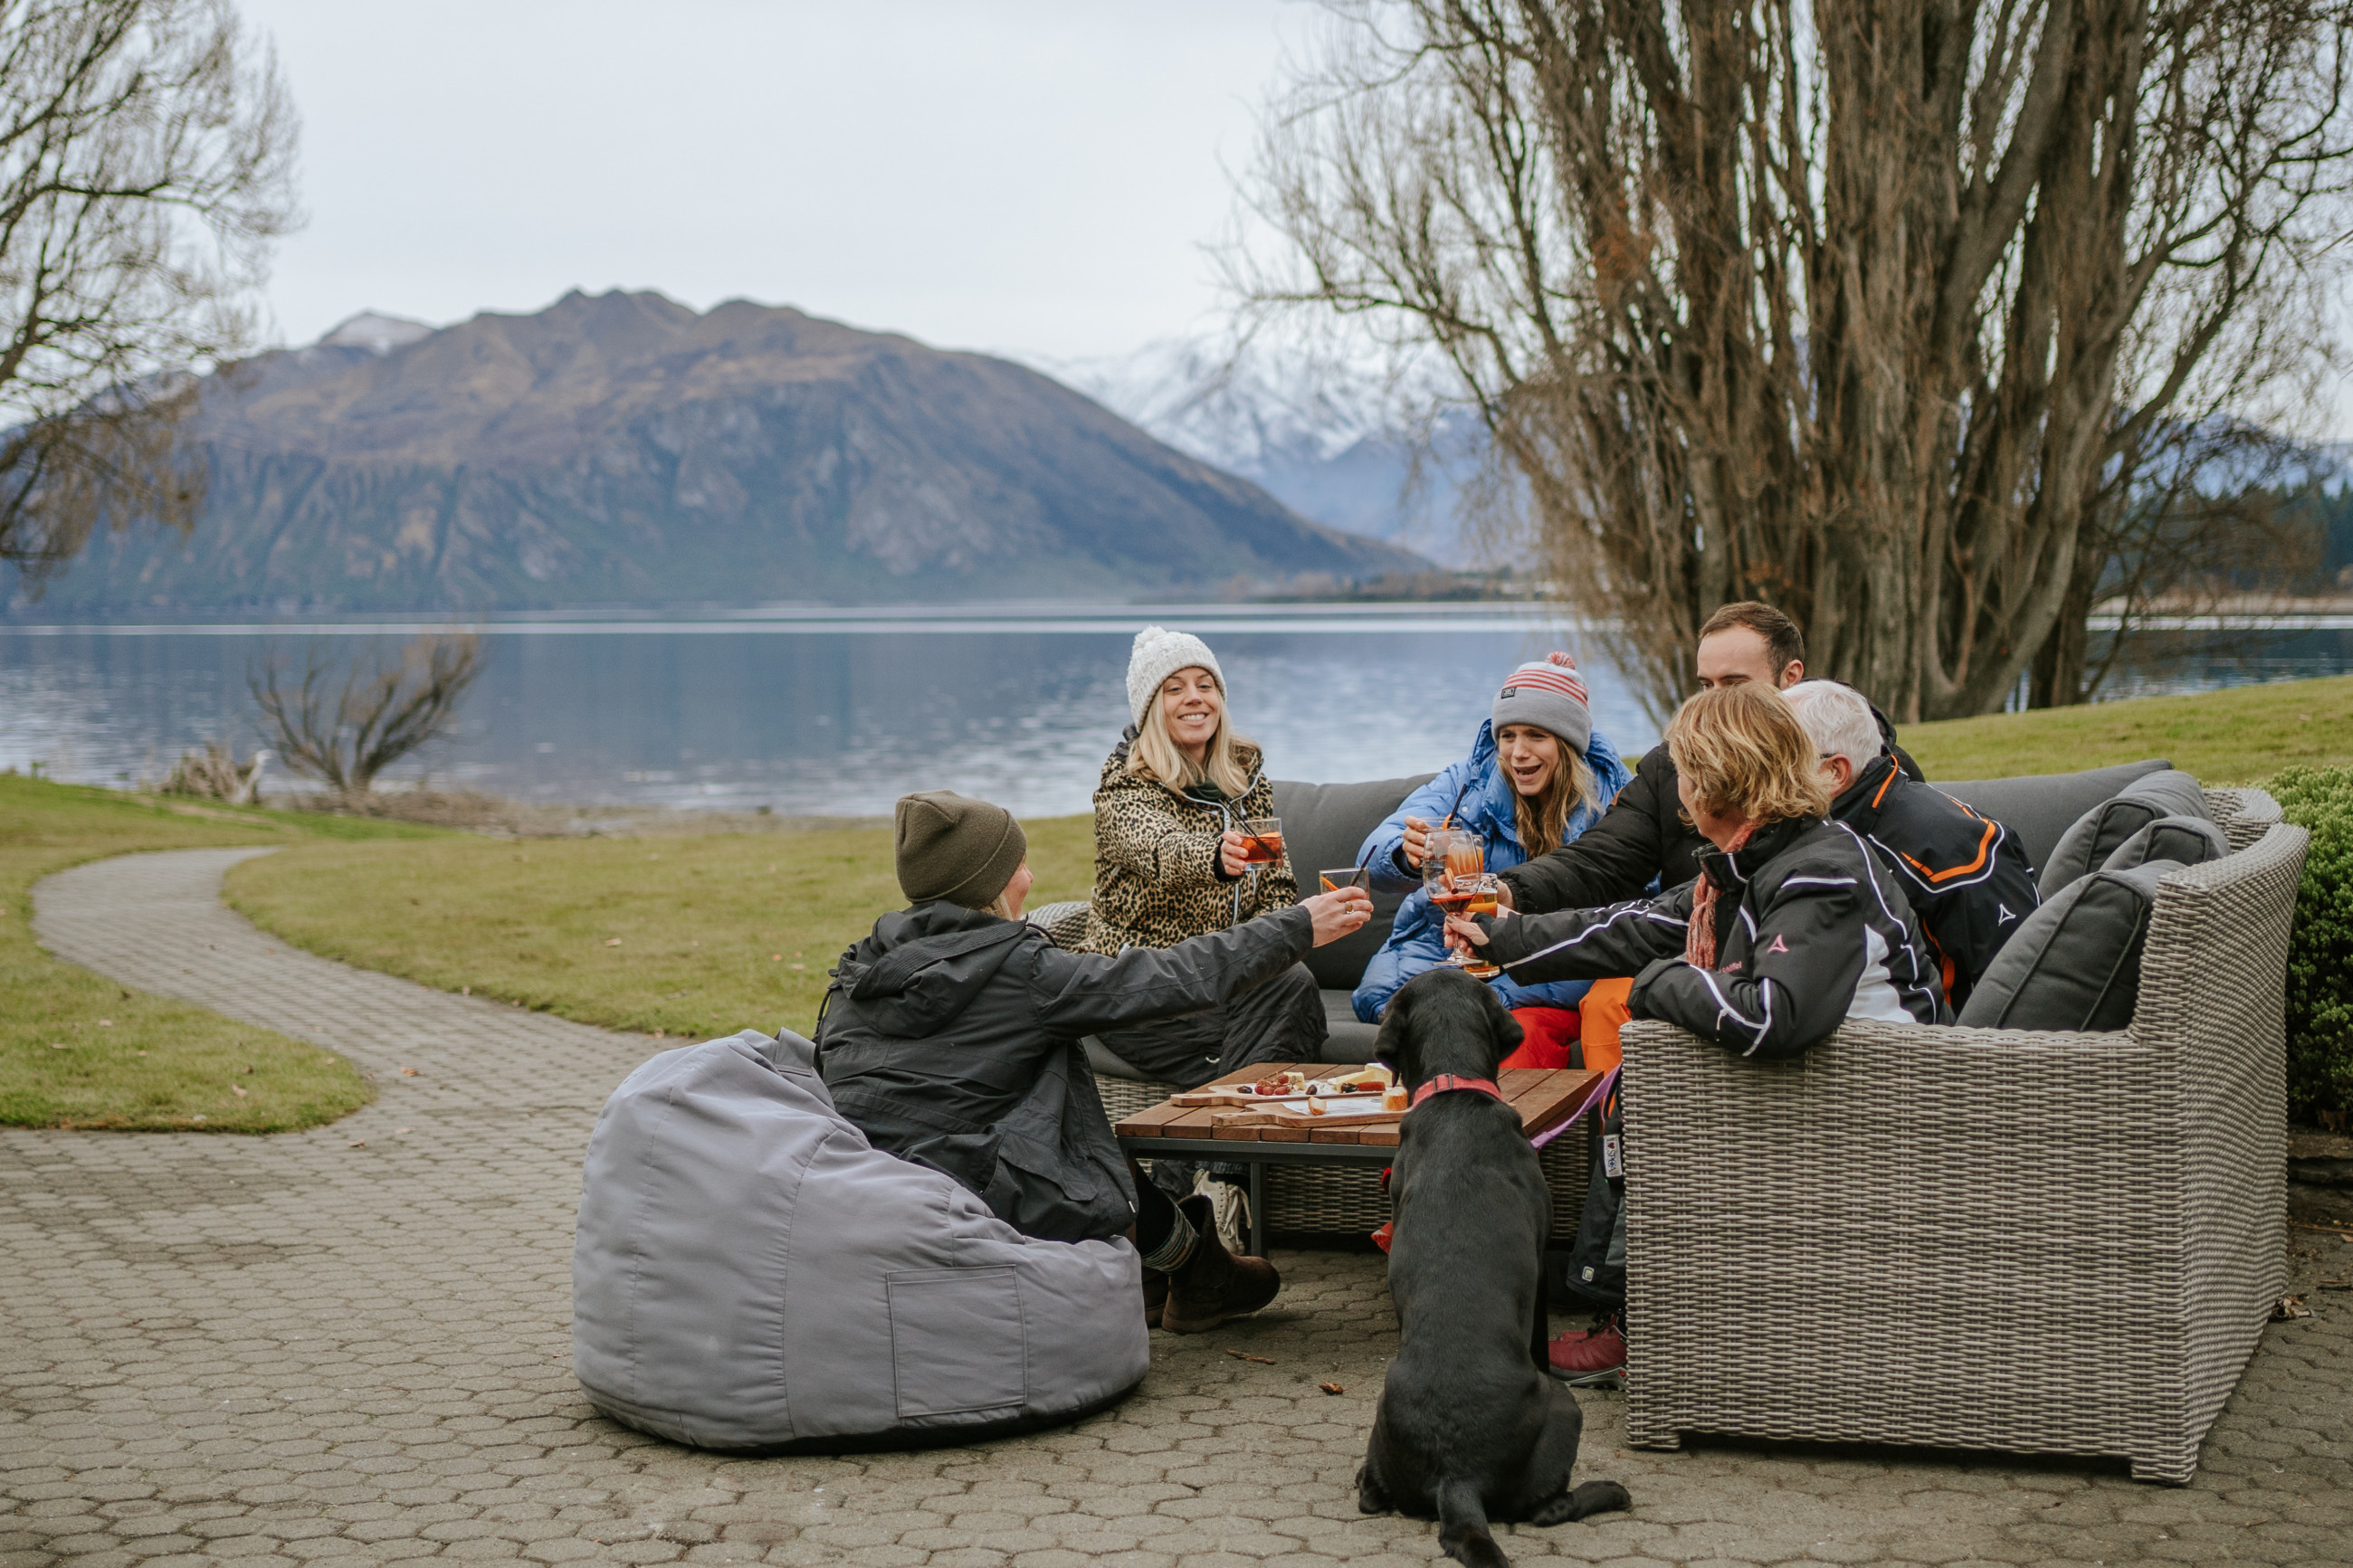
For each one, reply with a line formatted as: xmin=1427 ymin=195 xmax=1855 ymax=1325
xmin=1142 ymin=1269 xmax=1168 ymax=1327
xmin=1160 ymin=1193 xmax=1281 ymax=1333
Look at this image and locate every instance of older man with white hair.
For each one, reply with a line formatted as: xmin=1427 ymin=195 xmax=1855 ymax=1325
xmin=1781 ymin=680 xmax=2040 ymax=1011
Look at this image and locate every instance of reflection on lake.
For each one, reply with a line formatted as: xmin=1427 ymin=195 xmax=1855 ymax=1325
xmin=4 ymin=607 xmax=2347 ymax=817
xmin=0 ymin=606 xmax=1644 ymax=817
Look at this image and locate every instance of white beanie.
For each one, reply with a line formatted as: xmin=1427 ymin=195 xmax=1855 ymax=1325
xmin=1126 ymin=625 xmax=1224 ymax=727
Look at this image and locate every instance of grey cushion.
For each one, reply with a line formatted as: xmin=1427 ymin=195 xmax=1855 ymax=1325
xmin=1938 ymin=758 xmax=2172 ymax=876
xmin=1080 ymin=993 xmax=1374 ymax=1082
xmin=574 ymin=1030 xmax=1148 ymax=1451
xmin=1272 ymin=774 xmax=1435 ymax=990
xmin=2035 ymin=770 xmax=2213 ymax=898
xmin=1957 ymin=860 xmax=2180 ymax=1032
xmin=2100 ymin=815 xmax=2231 ymax=876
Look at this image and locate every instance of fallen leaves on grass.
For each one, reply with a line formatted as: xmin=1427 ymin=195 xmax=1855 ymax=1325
xmin=1225 ymin=1350 xmax=1276 ymax=1364
xmin=604 ymin=938 xmax=623 ymax=947
xmin=400 ymin=1067 xmax=420 ymax=1076
xmin=231 ymin=1086 xmax=246 ymax=1098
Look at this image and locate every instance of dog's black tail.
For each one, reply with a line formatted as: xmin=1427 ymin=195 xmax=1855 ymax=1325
xmin=1435 ymin=1478 xmax=1508 ymax=1568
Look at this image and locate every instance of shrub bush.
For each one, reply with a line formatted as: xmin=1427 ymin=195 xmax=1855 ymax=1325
xmin=2265 ymin=765 xmax=2353 ymax=1126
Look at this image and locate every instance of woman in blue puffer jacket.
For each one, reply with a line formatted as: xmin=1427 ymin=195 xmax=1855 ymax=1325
xmin=1352 ymin=654 xmax=1631 ymax=1053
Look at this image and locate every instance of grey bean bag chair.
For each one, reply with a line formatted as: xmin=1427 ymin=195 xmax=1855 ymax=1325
xmin=572 ymin=1029 xmax=1149 ymax=1451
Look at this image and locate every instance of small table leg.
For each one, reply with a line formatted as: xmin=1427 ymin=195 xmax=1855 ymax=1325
xmin=1246 ymin=1160 xmax=1265 ymax=1257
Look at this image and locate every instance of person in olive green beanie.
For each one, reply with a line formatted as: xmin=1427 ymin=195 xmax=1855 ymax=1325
xmin=819 ymin=789 xmax=1375 ymax=1333
xmin=894 ymin=789 xmax=1032 ymax=914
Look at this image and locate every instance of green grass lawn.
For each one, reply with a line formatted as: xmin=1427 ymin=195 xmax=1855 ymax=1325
xmin=0 ymin=776 xmax=437 ymax=1132
xmin=178 ymin=673 xmax=2353 ymax=1061
xmin=1900 ymin=673 xmax=2353 ymax=784
xmin=224 ymin=815 xmax=1098 ymax=1042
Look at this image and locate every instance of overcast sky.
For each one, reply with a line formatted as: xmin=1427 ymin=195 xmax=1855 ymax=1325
xmin=238 ymin=0 xmax=1307 ymax=366
xmin=237 ymin=1 xmax=2353 ymax=438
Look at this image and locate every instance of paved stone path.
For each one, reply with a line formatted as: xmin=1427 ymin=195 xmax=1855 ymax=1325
xmin=5 ymin=848 xmax=2349 ymax=1568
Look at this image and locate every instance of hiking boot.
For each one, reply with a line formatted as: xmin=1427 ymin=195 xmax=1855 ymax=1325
xmin=1547 ymin=1313 xmax=1626 ymax=1385
xmin=1160 ymin=1193 xmax=1281 ymax=1333
xmin=1142 ymin=1269 xmax=1168 ymax=1328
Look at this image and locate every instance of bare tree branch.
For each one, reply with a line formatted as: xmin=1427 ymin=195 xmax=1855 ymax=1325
xmin=1234 ymin=0 xmax=2353 ymax=718
xmin=0 ymin=0 xmax=298 ymax=584
xmin=250 ymin=634 xmax=486 ymax=796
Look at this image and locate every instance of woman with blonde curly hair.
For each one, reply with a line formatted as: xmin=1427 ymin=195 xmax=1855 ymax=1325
xmin=1446 ymin=681 xmax=1950 ymax=1382
xmin=1451 ymin=681 xmax=1948 ymax=1054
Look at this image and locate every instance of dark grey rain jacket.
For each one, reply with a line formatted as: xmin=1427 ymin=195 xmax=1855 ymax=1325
xmin=814 ymin=899 xmax=1312 ymax=1242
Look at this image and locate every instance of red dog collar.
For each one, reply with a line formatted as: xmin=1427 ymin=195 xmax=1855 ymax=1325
xmin=1408 ymin=1074 xmax=1505 ymax=1108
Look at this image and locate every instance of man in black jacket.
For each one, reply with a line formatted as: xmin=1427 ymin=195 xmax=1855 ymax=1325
xmin=1783 ymin=680 xmax=2037 ymax=1011
xmin=1497 ymin=602 xmax=1920 ymax=1062
xmin=818 ymin=790 xmax=1375 ymax=1333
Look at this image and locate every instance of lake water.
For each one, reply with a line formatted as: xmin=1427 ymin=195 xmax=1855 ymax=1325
xmin=5 ymin=604 xmax=2348 ymax=818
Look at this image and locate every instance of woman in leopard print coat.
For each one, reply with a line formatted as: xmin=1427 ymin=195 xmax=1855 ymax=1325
xmin=1054 ymin=629 xmax=1328 ymax=1095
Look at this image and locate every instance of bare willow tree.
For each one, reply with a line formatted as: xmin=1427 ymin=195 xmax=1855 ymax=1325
xmin=1241 ymin=0 xmax=2353 ymax=718
xmin=251 ymin=634 xmax=487 ymax=796
xmin=0 ymin=0 xmax=298 ymax=582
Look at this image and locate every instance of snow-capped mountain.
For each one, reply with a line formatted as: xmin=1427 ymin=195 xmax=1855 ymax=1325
xmin=1035 ymin=337 xmax=1495 ymax=568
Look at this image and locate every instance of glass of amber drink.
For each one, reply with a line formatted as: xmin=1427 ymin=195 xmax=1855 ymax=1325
xmin=1240 ymin=816 xmax=1284 ymax=865
xmin=1318 ymin=865 xmax=1370 ymax=894
xmin=1459 ymin=874 xmax=1502 ymax=978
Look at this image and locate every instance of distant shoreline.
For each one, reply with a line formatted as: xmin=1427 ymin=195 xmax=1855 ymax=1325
xmin=0 ymin=601 xmax=1597 ymax=637
xmin=8 ymin=595 xmax=2353 ymax=635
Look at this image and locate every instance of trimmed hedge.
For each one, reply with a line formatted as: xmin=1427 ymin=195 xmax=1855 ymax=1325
xmin=2266 ymin=765 xmax=2353 ymax=1126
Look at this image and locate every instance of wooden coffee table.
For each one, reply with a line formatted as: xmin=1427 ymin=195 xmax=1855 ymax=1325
xmin=1114 ymin=1062 xmax=1608 ymax=1253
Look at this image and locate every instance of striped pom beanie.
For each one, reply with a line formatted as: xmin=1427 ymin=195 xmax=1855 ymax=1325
xmin=1491 ymin=652 xmax=1593 ymax=755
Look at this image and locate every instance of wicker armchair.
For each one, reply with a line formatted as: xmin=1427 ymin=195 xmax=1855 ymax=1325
xmin=1616 ymin=787 xmax=2307 ymax=1484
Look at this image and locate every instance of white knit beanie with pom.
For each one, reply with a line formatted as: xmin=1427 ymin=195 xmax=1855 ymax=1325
xmin=1126 ymin=625 xmax=1224 ymax=727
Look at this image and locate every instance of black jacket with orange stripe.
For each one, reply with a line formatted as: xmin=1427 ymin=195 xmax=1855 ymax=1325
xmin=1828 ymin=754 xmax=2038 ymax=1012
xmin=1500 ymin=696 xmax=1923 ymax=918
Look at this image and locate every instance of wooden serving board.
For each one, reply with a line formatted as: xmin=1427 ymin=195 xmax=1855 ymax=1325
xmin=1169 ymin=1088 xmax=1386 ymax=1107
xmin=1114 ymin=1061 xmax=1610 ymax=1151
xmin=1208 ymin=1103 xmax=1405 ymax=1143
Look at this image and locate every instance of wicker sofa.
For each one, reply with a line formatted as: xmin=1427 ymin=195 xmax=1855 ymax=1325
xmin=1617 ymin=784 xmax=2308 ymax=1484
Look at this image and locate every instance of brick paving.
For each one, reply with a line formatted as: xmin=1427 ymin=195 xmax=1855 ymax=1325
xmin=4 ymin=845 xmax=2348 ymax=1568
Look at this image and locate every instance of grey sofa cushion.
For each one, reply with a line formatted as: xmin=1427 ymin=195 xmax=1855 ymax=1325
xmin=1272 ymin=774 xmax=1435 ymax=990
xmin=2035 ymin=770 xmax=2212 ymax=898
xmin=2100 ymin=815 xmax=2231 ymax=876
xmin=1957 ymin=860 xmax=2180 ymax=1032
xmin=1938 ymin=758 xmax=2172 ymax=876
xmin=574 ymin=1029 xmax=1148 ymax=1451
xmin=1081 ymin=992 xmax=1375 ymax=1082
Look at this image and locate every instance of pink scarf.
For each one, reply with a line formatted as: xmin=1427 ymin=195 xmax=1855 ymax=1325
xmin=1684 ymin=821 xmax=1758 ymax=971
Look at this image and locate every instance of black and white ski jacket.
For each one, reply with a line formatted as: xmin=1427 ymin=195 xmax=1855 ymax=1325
xmin=1828 ymin=754 xmax=2039 ymax=1012
xmin=1473 ymin=815 xmax=1952 ymax=1059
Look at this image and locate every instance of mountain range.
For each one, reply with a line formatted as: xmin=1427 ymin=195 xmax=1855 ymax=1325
xmin=1042 ymin=337 xmax=1492 ymax=569
xmin=20 ymin=291 xmax=1432 ymax=613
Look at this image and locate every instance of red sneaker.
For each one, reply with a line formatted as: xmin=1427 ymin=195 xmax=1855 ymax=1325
xmin=1547 ymin=1314 xmax=1625 ymax=1385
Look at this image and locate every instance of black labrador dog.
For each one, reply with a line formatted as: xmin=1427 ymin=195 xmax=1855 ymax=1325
xmin=1357 ymin=969 xmax=1628 ymax=1567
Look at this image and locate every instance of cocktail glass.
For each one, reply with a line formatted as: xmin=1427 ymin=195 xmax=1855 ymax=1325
xmin=1240 ymin=816 xmax=1285 ymax=865
xmin=1458 ymin=873 xmax=1502 ymax=978
xmin=1318 ymin=865 xmax=1371 ymax=894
